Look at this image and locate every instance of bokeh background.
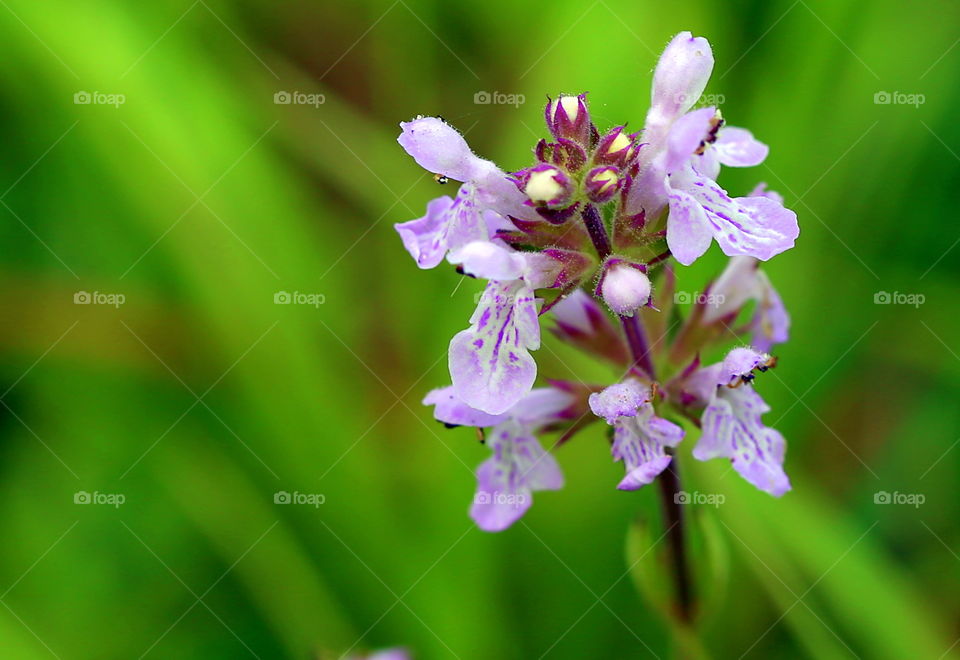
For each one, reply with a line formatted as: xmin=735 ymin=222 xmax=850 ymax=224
xmin=0 ymin=0 xmax=958 ymax=657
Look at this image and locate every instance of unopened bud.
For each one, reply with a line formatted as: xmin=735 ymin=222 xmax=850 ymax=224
xmin=599 ymin=261 xmax=651 ymax=316
xmin=545 ymin=93 xmax=591 ymax=145
xmin=519 ymin=165 xmax=573 ymax=208
xmin=594 ymin=126 xmax=639 ymax=167
xmin=585 ymin=166 xmax=621 ymax=204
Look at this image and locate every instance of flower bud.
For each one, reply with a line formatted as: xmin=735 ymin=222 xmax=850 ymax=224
xmin=584 ymin=166 xmax=621 ymax=204
xmin=594 ymin=126 xmax=639 ymax=167
xmin=545 ymin=94 xmax=591 ymax=145
xmin=516 ymin=164 xmax=573 ymax=209
xmin=598 ymin=260 xmax=651 ymax=316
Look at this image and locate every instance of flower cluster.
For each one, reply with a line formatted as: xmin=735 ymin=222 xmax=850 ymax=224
xmin=395 ymin=32 xmax=798 ymax=531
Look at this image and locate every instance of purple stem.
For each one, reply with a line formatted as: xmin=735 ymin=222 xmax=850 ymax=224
xmin=622 ymin=314 xmax=656 ymax=380
xmin=581 ymin=204 xmax=611 ymax=261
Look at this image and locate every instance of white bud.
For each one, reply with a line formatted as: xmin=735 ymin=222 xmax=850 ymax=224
xmin=558 ymin=95 xmax=580 ymax=121
xmin=601 ymin=265 xmax=651 ymax=316
xmin=525 ymin=169 xmax=564 ymax=203
xmin=607 ymin=131 xmax=631 ymax=154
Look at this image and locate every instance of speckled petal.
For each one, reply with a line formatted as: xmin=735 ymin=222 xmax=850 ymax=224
xmin=470 ymin=420 xmax=563 ymax=531
xmin=449 ymin=280 xmax=540 ymax=414
xmin=676 ymin=168 xmax=799 ymax=262
xmin=612 ymin=405 xmax=684 ymax=490
xmin=694 ymin=386 xmax=790 ymax=496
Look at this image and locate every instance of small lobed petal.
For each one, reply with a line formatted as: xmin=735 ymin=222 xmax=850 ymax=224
xmin=665 ymin=188 xmax=713 ymax=266
xmin=394 ymin=196 xmax=454 ymax=269
xmin=719 ymin=346 xmax=770 ymax=384
xmin=611 ymin=404 xmax=685 ymax=490
xmin=423 ymin=386 xmax=507 ymax=428
xmin=713 ymin=127 xmax=769 ymax=168
xmin=589 ymin=380 xmax=649 ymax=424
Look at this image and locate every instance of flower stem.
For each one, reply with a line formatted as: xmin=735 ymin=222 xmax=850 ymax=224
xmin=621 ymin=314 xmax=656 ymax=379
xmin=581 ymin=204 xmax=611 ymax=261
xmin=656 ymin=453 xmax=695 ymax=623
xmin=580 ymin=203 xmax=693 ymax=619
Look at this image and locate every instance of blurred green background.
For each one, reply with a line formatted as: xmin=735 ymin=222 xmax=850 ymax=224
xmin=0 ymin=0 xmax=958 ymax=657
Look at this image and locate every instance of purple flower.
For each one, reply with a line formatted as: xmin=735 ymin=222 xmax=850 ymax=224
xmin=627 ymin=33 xmax=799 ymax=266
xmin=589 ymin=380 xmax=685 ymax=490
xmin=686 ymin=347 xmax=791 ymax=496
xmin=396 ymin=30 xmax=802 ymax=537
xmin=704 ymin=256 xmax=790 ymax=351
xmin=448 ymin=279 xmax=540 ymax=415
xmin=425 ymin=386 xmax=570 ymax=531
xmin=447 ymin=243 xmax=561 ymax=415
xmin=394 ymin=117 xmax=530 ymax=268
